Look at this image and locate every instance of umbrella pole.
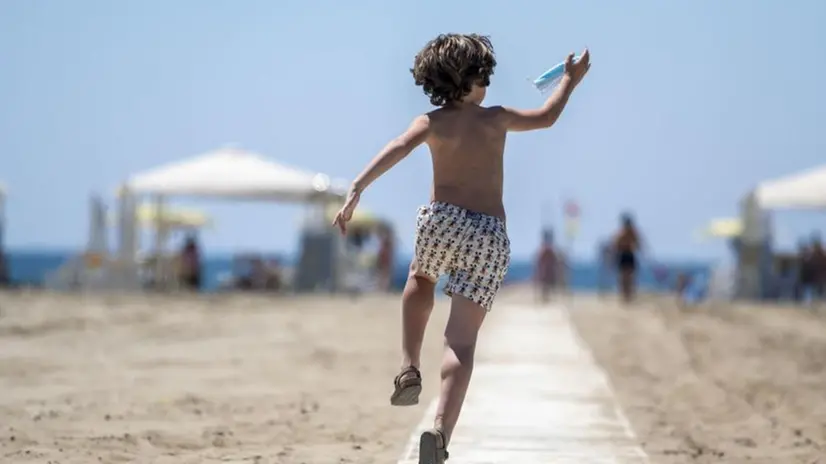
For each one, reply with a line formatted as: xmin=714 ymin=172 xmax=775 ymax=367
xmin=153 ymin=195 xmax=165 ymax=289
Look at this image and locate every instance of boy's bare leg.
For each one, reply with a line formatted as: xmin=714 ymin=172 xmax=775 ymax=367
xmin=401 ymin=260 xmax=437 ymax=369
xmin=391 ymin=260 xmax=436 ymax=406
xmin=433 ymin=294 xmax=486 ymax=444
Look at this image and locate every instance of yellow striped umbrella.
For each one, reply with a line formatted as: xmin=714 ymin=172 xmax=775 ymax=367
xmin=696 ymin=217 xmax=742 ymax=241
xmin=109 ymin=203 xmax=213 ymax=229
xmin=324 ymin=203 xmax=381 ymax=228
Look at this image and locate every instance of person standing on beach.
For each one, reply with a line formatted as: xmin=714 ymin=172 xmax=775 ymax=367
xmin=796 ymin=240 xmax=814 ymax=302
xmin=178 ymin=235 xmax=202 ymax=291
xmin=597 ymin=240 xmax=613 ymax=296
xmin=613 ymin=213 xmax=642 ymax=303
xmin=332 ymin=34 xmax=590 ymax=463
xmin=810 ymin=234 xmax=826 ymax=302
xmin=534 ymin=229 xmax=557 ymax=303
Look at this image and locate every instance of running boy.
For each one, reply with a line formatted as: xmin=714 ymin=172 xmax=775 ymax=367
xmin=333 ymin=34 xmax=590 ymax=463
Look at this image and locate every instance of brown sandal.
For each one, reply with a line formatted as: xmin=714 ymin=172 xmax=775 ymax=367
xmin=390 ymin=365 xmax=422 ymax=406
xmin=418 ymin=428 xmax=449 ymax=463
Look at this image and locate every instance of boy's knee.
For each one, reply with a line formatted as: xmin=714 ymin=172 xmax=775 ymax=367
xmin=403 ymin=274 xmax=436 ymax=296
xmin=411 ymin=273 xmax=436 ymax=286
xmin=444 ymin=338 xmax=477 ymax=364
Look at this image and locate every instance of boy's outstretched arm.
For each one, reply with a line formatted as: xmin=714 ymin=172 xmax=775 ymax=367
xmin=351 ymin=114 xmax=430 ymax=193
xmin=498 ymin=49 xmax=590 ymax=132
xmin=333 ymin=114 xmax=430 ymax=234
xmin=497 ymin=76 xmax=577 ymax=132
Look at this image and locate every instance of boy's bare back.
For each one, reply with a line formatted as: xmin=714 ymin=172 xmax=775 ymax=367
xmin=425 ymin=105 xmax=507 ymax=219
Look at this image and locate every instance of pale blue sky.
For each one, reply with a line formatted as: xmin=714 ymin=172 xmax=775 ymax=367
xmin=2 ymin=0 xmax=825 ymax=261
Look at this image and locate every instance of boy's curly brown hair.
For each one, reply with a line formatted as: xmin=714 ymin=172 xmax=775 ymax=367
xmin=411 ymin=33 xmax=497 ymax=106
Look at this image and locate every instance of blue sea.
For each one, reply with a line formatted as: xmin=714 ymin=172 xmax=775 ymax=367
xmin=4 ymin=249 xmax=710 ymax=293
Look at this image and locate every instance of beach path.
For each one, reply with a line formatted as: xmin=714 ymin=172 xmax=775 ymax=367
xmin=398 ymin=301 xmax=648 ymax=463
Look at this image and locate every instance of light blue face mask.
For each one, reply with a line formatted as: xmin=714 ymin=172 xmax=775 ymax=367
xmin=532 ymin=55 xmax=582 ymax=93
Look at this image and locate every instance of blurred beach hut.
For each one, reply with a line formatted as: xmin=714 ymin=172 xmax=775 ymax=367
xmin=123 ymin=147 xmax=346 ymax=201
xmin=116 ymin=146 xmax=348 ymax=292
xmin=735 ymin=163 xmax=826 ymax=299
xmin=108 ymin=200 xmax=212 ymax=254
xmin=739 ymin=163 xmax=826 ymax=252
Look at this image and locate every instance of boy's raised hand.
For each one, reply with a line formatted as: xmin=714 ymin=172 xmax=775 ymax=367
xmin=564 ymin=48 xmax=591 ymax=86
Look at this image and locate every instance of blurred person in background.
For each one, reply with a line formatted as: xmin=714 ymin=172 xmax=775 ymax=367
xmin=811 ymin=234 xmax=826 ymax=302
xmin=795 ymin=240 xmax=814 ymax=303
xmin=613 ymin=213 xmax=642 ymax=303
xmin=534 ymin=229 xmax=557 ymax=303
xmin=597 ymin=240 xmax=613 ymax=296
xmin=179 ymin=234 xmax=202 ymax=291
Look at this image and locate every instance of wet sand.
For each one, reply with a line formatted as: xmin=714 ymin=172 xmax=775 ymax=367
xmin=568 ymin=295 xmax=826 ymax=463
xmin=0 ymin=291 xmax=449 ymax=464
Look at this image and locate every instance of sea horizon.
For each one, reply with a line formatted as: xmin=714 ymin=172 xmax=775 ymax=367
xmin=3 ymin=247 xmax=712 ymax=292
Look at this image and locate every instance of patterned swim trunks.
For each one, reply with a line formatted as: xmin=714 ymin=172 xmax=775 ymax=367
xmin=414 ymin=202 xmax=511 ymax=311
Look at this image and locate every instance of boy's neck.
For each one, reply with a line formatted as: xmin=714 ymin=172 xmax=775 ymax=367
xmin=446 ymin=100 xmax=480 ymax=108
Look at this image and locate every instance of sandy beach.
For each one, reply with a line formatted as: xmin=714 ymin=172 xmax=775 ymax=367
xmin=569 ymin=295 xmax=826 ymax=463
xmin=2 ymin=288 xmax=826 ymax=463
xmin=0 ymin=291 xmax=450 ymax=464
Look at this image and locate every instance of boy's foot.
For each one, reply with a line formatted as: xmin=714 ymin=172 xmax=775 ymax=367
xmin=390 ymin=365 xmax=422 ymax=406
xmin=418 ymin=428 xmax=449 ymax=463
